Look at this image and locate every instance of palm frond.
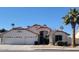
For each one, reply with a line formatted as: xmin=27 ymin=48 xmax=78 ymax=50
xmin=63 ymin=15 xmax=70 ymax=25
xmin=69 ymin=8 xmax=79 ymax=17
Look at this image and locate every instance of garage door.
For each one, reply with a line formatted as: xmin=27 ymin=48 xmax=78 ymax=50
xmin=3 ymin=38 xmax=25 ymax=45
xmin=2 ymin=37 xmax=37 ymax=45
xmin=24 ymin=37 xmax=37 ymax=45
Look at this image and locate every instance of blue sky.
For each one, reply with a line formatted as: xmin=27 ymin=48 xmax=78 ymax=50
xmin=0 ymin=7 xmax=79 ymax=35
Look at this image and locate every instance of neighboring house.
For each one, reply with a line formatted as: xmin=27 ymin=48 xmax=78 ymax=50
xmin=0 ymin=24 xmax=70 ymax=45
xmin=75 ymin=29 xmax=79 ymax=45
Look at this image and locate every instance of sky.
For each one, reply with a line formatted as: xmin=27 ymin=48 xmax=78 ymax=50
xmin=0 ymin=7 xmax=79 ymax=35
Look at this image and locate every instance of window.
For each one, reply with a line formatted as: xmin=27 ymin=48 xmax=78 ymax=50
xmin=55 ymin=35 xmax=62 ymax=42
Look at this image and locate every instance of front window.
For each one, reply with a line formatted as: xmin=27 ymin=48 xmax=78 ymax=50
xmin=55 ymin=35 xmax=62 ymax=42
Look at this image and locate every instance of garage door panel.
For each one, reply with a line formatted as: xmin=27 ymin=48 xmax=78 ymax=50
xmin=3 ymin=38 xmax=25 ymax=45
xmin=3 ymin=37 xmax=38 ymax=45
xmin=24 ymin=38 xmax=37 ymax=45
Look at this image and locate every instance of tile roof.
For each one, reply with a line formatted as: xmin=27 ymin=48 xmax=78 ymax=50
xmin=55 ymin=30 xmax=70 ymax=35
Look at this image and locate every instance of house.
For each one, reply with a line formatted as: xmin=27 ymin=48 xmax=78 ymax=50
xmin=0 ymin=24 xmax=70 ymax=45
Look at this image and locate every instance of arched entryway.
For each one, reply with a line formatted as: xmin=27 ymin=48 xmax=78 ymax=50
xmin=39 ymin=31 xmax=49 ymax=45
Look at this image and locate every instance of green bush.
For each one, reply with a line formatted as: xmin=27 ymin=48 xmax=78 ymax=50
xmin=34 ymin=41 xmax=38 ymax=45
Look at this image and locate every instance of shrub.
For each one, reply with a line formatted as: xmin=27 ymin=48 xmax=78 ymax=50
xmin=55 ymin=41 xmax=68 ymax=46
xmin=34 ymin=41 xmax=38 ymax=45
xmin=57 ymin=41 xmax=64 ymax=46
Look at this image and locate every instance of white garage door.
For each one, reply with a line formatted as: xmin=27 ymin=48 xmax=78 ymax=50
xmin=2 ymin=37 xmax=37 ymax=45
xmin=24 ymin=37 xmax=37 ymax=45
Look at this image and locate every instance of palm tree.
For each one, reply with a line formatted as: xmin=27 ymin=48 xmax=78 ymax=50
xmin=63 ymin=8 xmax=79 ymax=47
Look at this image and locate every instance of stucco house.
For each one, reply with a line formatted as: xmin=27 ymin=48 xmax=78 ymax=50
xmin=0 ymin=24 xmax=70 ymax=45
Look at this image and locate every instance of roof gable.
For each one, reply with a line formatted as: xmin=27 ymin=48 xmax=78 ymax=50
xmin=55 ymin=30 xmax=70 ymax=35
xmin=2 ymin=28 xmax=38 ymax=36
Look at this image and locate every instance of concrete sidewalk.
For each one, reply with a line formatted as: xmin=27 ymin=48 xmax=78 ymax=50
xmin=0 ymin=45 xmax=79 ymax=52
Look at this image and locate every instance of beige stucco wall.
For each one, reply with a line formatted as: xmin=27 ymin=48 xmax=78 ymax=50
xmin=49 ymin=31 xmax=55 ymax=44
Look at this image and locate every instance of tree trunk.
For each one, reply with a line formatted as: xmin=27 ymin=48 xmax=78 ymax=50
xmin=72 ymin=27 xmax=76 ymax=47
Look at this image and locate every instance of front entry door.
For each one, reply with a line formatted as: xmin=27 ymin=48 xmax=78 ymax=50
xmin=39 ymin=31 xmax=49 ymax=45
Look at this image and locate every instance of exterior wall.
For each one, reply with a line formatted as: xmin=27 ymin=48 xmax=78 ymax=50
xmin=49 ymin=31 xmax=55 ymax=45
xmin=67 ymin=37 xmax=71 ymax=45
xmin=2 ymin=30 xmax=38 ymax=45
